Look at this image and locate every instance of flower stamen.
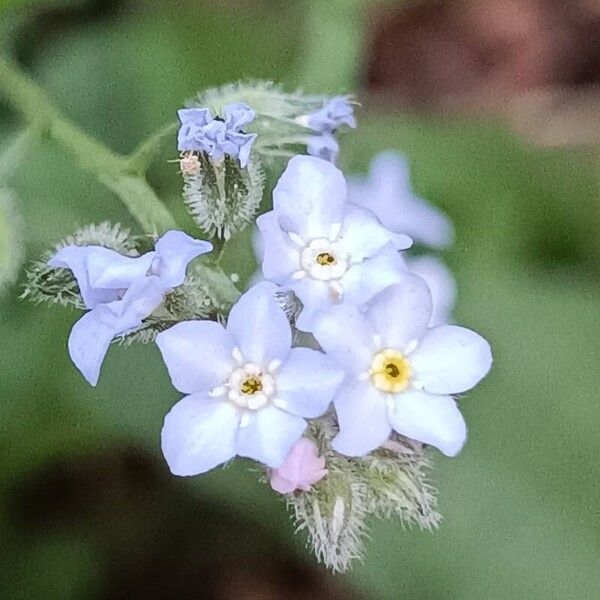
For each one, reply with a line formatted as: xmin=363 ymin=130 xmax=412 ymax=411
xmin=370 ymin=349 xmax=411 ymax=393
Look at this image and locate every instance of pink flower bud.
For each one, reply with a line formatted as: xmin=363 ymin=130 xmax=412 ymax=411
xmin=269 ymin=438 xmax=327 ymax=494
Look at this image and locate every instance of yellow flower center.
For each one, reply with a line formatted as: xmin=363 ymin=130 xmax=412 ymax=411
xmin=316 ymin=252 xmax=337 ymax=266
xmin=370 ymin=349 xmax=411 ymax=393
xmin=240 ymin=376 xmax=263 ymax=395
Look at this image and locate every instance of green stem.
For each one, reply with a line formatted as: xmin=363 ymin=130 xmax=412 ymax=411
xmin=0 ymin=54 xmax=175 ymax=233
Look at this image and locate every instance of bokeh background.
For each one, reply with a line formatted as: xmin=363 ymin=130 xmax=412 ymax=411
xmin=1 ymin=0 xmax=600 ymax=598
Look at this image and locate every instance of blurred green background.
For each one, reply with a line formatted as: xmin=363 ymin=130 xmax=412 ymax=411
xmin=1 ymin=0 xmax=599 ymax=598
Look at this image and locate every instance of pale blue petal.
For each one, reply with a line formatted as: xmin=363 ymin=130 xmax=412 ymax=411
xmin=341 ymin=246 xmax=407 ymax=306
xmin=410 ymin=325 xmax=492 ymax=394
xmin=154 ymin=230 xmax=213 ymax=289
xmin=67 ymin=308 xmax=116 ymax=386
xmin=273 ymin=156 xmax=346 ymax=238
xmin=332 ymin=379 xmax=391 ymax=456
xmin=229 ymin=131 xmax=257 ymax=168
xmin=102 ymin=276 xmax=166 ymax=329
xmin=226 ymin=282 xmax=292 ymax=363
xmin=276 ymin=348 xmax=344 ymax=418
xmin=289 ymin=278 xmax=331 ymax=332
xmin=307 ymin=133 xmax=339 ymax=163
xmin=255 ymin=212 xmax=300 ymax=282
xmin=86 ymin=250 xmax=155 ymax=290
xmin=340 ymin=205 xmax=407 ymax=262
xmin=235 ymin=405 xmax=306 ymax=467
xmin=311 ymin=302 xmax=374 ymax=375
xmin=388 ymin=390 xmax=466 ymax=457
xmin=161 ymin=393 xmax=239 ymax=476
xmin=156 ymin=321 xmax=235 ymax=394
xmin=223 ymin=102 xmax=255 ymax=130
xmin=306 ymin=96 xmax=356 ymax=132
xmin=367 ymin=275 xmax=433 ymax=349
xmin=349 ymin=151 xmax=453 ymax=249
xmin=66 ymin=276 xmax=166 ymax=386
xmin=48 ymin=245 xmax=121 ymax=309
xmin=407 ymin=255 xmax=456 ymax=326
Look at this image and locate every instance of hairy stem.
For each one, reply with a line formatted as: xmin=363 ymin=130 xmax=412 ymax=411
xmin=0 ymin=54 xmax=175 ymax=233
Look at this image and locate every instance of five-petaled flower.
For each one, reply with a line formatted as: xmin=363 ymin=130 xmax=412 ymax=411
xmin=48 ymin=230 xmax=212 ymax=386
xmin=312 ymin=274 xmax=492 ymax=457
xmin=256 ymin=156 xmax=412 ymax=331
xmin=177 ymin=102 xmax=257 ymax=168
xmin=156 ymin=282 xmax=344 ymax=476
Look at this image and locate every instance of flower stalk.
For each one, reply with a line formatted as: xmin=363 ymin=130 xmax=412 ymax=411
xmin=0 ymin=54 xmax=175 ymax=234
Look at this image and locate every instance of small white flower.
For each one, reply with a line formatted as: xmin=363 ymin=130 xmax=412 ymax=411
xmin=156 ymin=282 xmax=344 ymax=476
xmin=312 ymin=274 xmax=492 ymax=457
xmin=48 ymin=230 xmax=212 ymax=386
xmin=348 ymin=151 xmax=454 ymax=249
xmin=256 ymin=156 xmax=412 ymax=331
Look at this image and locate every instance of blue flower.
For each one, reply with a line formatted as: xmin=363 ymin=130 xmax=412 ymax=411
xmin=312 ymin=276 xmax=492 ymax=458
xmin=177 ymin=103 xmax=257 ymax=168
xmin=348 ymin=151 xmax=454 ymax=249
xmin=156 ymin=282 xmax=344 ymax=476
xmin=303 ymin=96 xmax=356 ymax=133
xmin=256 ymin=156 xmax=412 ymax=331
xmin=48 ymin=231 xmax=212 ymax=386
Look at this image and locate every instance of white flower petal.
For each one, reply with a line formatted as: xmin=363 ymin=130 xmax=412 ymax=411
xmin=154 ymin=230 xmax=213 ymax=289
xmin=340 ymin=205 xmax=410 ymax=262
xmin=388 ymin=390 xmax=466 ymax=457
xmin=161 ymin=394 xmax=239 ymax=476
xmin=410 ymin=325 xmax=492 ymax=394
xmin=236 ymin=405 xmax=306 ymax=467
xmin=311 ymin=303 xmax=375 ymax=374
xmin=341 ymin=246 xmax=407 ymax=306
xmin=367 ymin=274 xmax=433 ymax=350
xmin=48 ymin=245 xmax=122 ymax=309
xmin=406 ymin=255 xmax=456 ymax=326
xmin=67 ymin=308 xmax=117 ymax=386
xmin=226 ymin=282 xmax=292 ymax=363
xmin=276 ymin=348 xmax=345 ymax=417
xmin=256 ymin=212 xmax=300 ymax=282
xmin=86 ymin=250 xmax=155 ymax=290
xmin=273 ymin=156 xmax=346 ymax=238
xmin=332 ymin=379 xmax=391 ymax=456
xmin=156 ymin=320 xmax=236 ymax=394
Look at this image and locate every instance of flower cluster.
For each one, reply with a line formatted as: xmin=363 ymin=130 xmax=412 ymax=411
xmin=177 ymin=103 xmax=257 ymax=168
xmin=29 ymin=81 xmax=492 ymax=571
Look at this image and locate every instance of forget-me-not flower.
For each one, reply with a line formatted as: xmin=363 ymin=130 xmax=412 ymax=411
xmin=156 ymin=282 xmax=344 ymax=476
xmin=301 ymin=96 xmax=357 ymax=133
xmin=256 ymin=156 xmax=412 ymax=331
xmin=348 ymin=151 xmax=454 ymax=249
xmin=49 ymin=231 xmax=212 ymax=386
xmin=300 ymin=96 xmax=356 ymax=163
xmin=177 ymin=102 xmax=257 ymax=168
xmin=312 ymin=275 xmax=492 ymax=457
